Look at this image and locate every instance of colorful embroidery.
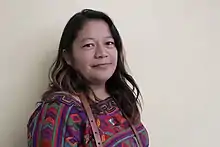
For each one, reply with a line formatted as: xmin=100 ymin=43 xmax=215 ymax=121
xmin=27 ymin=93 xmax=149 ymax=147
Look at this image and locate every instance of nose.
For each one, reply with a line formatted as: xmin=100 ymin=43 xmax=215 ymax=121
xmin=94 ymin=43 xmax=108 ymax=59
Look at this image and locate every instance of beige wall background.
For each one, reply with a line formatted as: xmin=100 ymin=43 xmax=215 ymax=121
xmin=0 ymin=0 xmax=219 ymax=147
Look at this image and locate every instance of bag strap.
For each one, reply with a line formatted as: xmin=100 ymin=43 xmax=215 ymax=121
xmin=80 ymin=94 xmax=143 ymax=147
xmin=80 ymin=94 xmax=103 ymax=147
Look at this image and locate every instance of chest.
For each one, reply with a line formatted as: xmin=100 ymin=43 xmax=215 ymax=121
xmin=81 ymin=101 xmax=149 ymax=147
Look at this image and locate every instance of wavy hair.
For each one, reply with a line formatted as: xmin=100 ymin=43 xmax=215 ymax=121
xmin=43 ymin=9 xmax=142 ymax=124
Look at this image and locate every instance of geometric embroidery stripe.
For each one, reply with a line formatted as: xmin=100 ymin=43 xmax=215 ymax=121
xmin=104 ymin=127 xmax=146 ymax=146
xmin=52 ymin=103 xmax=64 ymax=147
xmin=61 ymin=105 xmax=74 ymax=146
xmin=31 ymin=103 xmax=43 ymax=142
xmin=114 ymin=134 xmax=136 ymax=146
xmin=37 ymin=103 xmax=49 ymax=147
xmin=31 ymin=109 xmax=41 ymax=144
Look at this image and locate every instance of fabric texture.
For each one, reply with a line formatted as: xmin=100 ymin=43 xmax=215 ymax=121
xmin=27 ymin=93 xmax=149 ymax=147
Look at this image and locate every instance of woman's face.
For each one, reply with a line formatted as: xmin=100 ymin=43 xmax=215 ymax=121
xmin=69 ymin=20 xmax=118 ymax=85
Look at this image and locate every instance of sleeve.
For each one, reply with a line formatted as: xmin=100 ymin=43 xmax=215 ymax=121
xmin=27 ymin=101 xmax=84 ymax=147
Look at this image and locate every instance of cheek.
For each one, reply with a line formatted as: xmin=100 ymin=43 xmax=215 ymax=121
xmin=112 ymin=49 xmax=118 ymax=65
xmin=72 ymin=52 xmax=92 ymax=70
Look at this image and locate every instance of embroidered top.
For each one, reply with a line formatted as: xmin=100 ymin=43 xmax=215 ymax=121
xmin=27 ymin=93 xmax=149 ymax=147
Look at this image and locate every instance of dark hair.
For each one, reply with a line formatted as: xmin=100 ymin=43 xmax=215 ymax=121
xmin=43 ymin=9 xmax=142 ymax=124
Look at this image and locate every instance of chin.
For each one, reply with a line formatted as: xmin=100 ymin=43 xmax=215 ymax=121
xmin=91 ymin=75 xmax=113 ymax=84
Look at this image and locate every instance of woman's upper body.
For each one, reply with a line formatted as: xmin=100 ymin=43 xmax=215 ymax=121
xmin=28 ymin=9 xmax=149 ymax=146
xmin=27 ymin=92 xmax=149 ymax=147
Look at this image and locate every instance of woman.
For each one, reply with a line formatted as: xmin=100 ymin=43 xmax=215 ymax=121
xmin=27 ymin=9 xmax=149 ymax=147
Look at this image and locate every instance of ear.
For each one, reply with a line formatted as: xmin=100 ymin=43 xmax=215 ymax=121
xmin=62 ymin=49 xmax=72 ymax=66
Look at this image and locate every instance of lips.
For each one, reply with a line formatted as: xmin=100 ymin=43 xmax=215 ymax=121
xmin=91 ymin=63 xmax=112 ymax=67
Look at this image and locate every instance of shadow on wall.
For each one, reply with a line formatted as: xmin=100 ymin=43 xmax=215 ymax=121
xmin=12 ymin=28 xmax=60 ymax=147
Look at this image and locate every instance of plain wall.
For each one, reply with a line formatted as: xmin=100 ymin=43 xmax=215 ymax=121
xmin=0 ymin=0 xmax=219 ymax=147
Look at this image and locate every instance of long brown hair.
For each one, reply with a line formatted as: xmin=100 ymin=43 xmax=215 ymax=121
xmin=43 ymin=9 xmax=142 ymax=124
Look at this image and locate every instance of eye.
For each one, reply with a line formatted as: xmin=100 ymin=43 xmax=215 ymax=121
xmin=105 ymin=41 xmax=115 ymax=46
xmin=82 ymin=43 xmax=94 ymax=49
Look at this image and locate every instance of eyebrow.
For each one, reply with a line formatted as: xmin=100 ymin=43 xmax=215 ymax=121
xmin=80 ymin=36 xmax=113 ymax=42
xmin=104 ymin=36 xmax=113 ymax=39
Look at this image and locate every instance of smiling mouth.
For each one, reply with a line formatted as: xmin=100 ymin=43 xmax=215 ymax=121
xmin=91 ymin=63 xmax=112 ymax=67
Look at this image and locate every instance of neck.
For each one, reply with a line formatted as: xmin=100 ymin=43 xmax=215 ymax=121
xmin=89 ymin=84 xmax=110 ymax=101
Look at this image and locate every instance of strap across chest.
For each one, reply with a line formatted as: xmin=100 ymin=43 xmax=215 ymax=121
xmin=79 ymin=94 xmax=143 ymax=147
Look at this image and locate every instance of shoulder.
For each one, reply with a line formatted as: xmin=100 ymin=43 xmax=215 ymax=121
xmin=43 ymin=91 xmax=83 ymax=108
xmin=27 ymin=92 xmax=86 ymax=146
xmin=27 ymin=91 xmax=85 ymax=127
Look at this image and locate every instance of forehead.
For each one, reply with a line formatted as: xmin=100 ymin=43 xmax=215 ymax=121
xmin=77 ymin=20 xmax=112 ymax=39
